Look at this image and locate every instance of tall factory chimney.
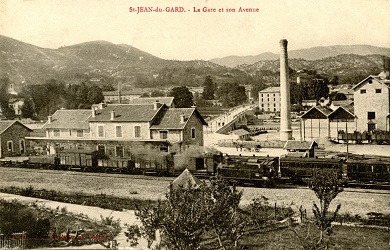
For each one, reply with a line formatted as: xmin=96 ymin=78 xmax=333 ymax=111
xmin=118 ymin=82 xmax=122 ymax=104
xmin=279 ymin=39 xmax=293 ymax=141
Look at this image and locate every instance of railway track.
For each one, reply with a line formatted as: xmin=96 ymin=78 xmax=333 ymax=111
xmin=1 ymin=167 xmax=389 ymax=193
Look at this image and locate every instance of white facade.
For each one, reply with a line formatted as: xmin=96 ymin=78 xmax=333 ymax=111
xmin=353 ymin=76 xmax=390 ymax=132
xmin=258 ymin=87 xmax=281 ymax=112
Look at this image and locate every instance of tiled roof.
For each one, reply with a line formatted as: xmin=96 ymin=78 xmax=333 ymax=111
xmin=128 ymin=97 xmax=175 ymax=107
xmin=259 ymin=87 xmax=280 ymax=93
xmin=150 ymin=108 xmax=207 ymax=129
xmin=352 ymin=75 xmax=390 ymax=90
xmin=328 ymin=106 xmax=355 ymax=120
xmin=336 ymin=89 xmax=353 ymax=95
xmin=0 ymin=120 xmax=32 ymax=134
xmin=284 ymin=140 xmax=318 ymax=150
xmin=331 ymin=100 xmax=353 ymax=107
xmin=103 ymin=90 xmax=144 ymax=96
xmin=43 ymin=110 xmax=91 ymax=129
xmin=88 ymin=104 xmax=164 ymax=122
xmin=231 ymin=129 xmax=250 ymax=136
xmin=300 ymin=106 xmax=333 ymax=119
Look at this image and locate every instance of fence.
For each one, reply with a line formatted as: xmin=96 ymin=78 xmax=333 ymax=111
xmin=0 ymin=232 xmax=26 ymax=249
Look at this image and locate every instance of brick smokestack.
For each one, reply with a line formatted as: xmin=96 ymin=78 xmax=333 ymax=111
xmin=279 ymin=39 xmax=292 ymax=141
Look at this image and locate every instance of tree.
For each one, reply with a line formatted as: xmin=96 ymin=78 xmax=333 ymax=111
xmin=207 ymin=176 xmax=245 ymax=249
xmin=150 ymin=90 xmax=165 ymax=97
xmin=308 ymin=169 xmax=343 ymax=248
xmin=134 ymin=182 xmax=211 ymax=250
xmin=169 ymin=86 xmax=194 ymax=108
xmin=216 ymin=81 xmax=247 ymax=107
xmin=202 ymin=75 xmax=215 ymax=100
xmin=0 ymin=77 xmax=16 ymax=119
xmin=21 ymin=98 xmax=36 ymax=118
xmin=128 ymin=176 xmax=246 ymax=250
xmin=87 ymin=85 xmax=104 ymax=105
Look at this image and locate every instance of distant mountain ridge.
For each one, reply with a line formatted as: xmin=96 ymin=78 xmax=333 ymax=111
xmin=0 ymin=35 xmax=389 ymax=90
xmin=210 ymin=45 xmax=390 ymax=67
xmin=0 ymin=35 xmax=225 ymax=88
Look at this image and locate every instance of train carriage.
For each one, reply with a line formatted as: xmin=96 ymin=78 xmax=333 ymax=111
xmin=347 ymin=158 xmax=390 ymax=184
xmin=57 ymin=149 xmax=95 ymax=171
xmin=28 ymin=155 xmax=59 ymax=169
xmin=279 ymin=157 xmax=344 ymax=183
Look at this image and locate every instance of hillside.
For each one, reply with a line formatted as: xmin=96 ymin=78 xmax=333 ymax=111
xmin=210 ymin=45 xmax=390 ymax=67
xmin=1 ymin=35 xmax=389 ymax=90
xmin=236 ymin=54 xmax=387 ymax=85
xmin=0 ymin=35 xmax=230 ymax=89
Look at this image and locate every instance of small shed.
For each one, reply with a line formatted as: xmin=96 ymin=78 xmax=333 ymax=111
xmin=171 ymin=169 xmax=202 ymax=190
xmin=0 ymin=120 xmax=32 ymax=158
xmin=283 ymin=140 xmax=318 ymax=158
xmin=229 ymin=129 xmax=250 ymax=141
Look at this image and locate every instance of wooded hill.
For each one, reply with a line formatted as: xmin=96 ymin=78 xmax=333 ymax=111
xmin=1 ymin=35 xmax=389 ymax=90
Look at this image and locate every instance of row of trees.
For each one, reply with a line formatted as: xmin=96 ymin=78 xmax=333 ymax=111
xmin=127 ymin=169 xmax=344 ymax=249
xmin=0 ymin=78 xmax=108 ymax=120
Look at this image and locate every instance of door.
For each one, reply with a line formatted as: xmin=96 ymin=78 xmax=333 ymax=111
xmin=368 ymin=123 xmax=376 ymax=132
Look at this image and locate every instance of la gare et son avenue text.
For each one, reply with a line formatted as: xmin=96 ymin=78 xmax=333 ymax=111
xmin=129 ymin=6 xmax=259 ymax=14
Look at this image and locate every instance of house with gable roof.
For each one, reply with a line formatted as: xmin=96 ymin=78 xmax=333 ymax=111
xmin=28 ymin=101 xmax=207 ymax=156
xmin=0 ymin=120 xmax=32 ymax=157
xmin=44 ymin=109 xmax=92 ymax=139
xmin=352 ymin=74 xmax=390 ymax=132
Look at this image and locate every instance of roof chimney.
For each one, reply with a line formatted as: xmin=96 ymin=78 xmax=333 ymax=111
xmin=48 ymin=115 xmax=52 ymax=124
xmin=154 ymin=100 xmax=161 ymax=110
xmin=91 ymin=107 xmax=96 ymax=118
xmin=180 ymin=114 xmax=186 ymax=124
xmin=110 ymin=110 xmax=115 ymax=120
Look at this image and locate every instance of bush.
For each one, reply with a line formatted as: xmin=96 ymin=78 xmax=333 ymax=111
xmin=0 ymin=199 xmax=50 ymax=248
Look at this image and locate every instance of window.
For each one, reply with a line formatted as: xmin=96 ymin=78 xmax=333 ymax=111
xmin=160 ymin=131 xmax=168 ymax=139
xmin=274 ymin=98 xmax=275 ymax=101
xmin=77 ymin=130 xmax=83 ymax=137
xmin=98 ymin=126 xmax=104 ymax=137
xmin=360 ymin=89 xmax=366 ymax=94
xmin=115 ymin=126 xmax=122 ymax=137
xmin=19 ymin=139 xmax=25 ymax=154
xmin=376 ymin=89 xmax=381 ymax=93
xmin=54 ymin=130 xmax=60 ymax=137
xmin=7 ymin=141 xmax=13 ymax=152
xmin=97 ymin=145 xmax=105 ymax=153
xmin=368 ymin=112 xmax=375 ymax=120
xmin=116 ymin=146 xmax=124 ymax=158
xmin=261 ymin=104 xmax=264 ymax=107
xmin=191 ymin=128 xmax=196 ymax=139
xmin=274 ymin=103 xmax=276 ymax=107
xmin=261 ymin=94 xmax=263 ymax=97
xmin=134 ymin=126 xmax=141 ymax=138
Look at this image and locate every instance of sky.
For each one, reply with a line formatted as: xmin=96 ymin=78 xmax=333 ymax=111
xmin=1 ymin=0 xmax=390 ymax=61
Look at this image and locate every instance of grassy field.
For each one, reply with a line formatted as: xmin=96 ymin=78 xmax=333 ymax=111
xmin=231 ymin=224 xmax=390 ymax=250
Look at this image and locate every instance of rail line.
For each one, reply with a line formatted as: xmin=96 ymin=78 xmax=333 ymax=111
xmin=1 ymin=167 xmax=389 ymax=195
